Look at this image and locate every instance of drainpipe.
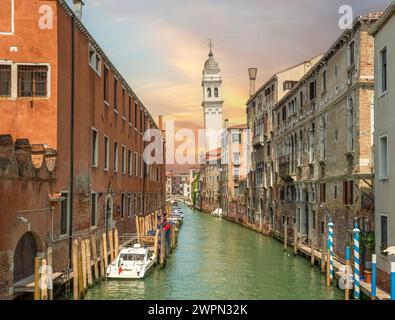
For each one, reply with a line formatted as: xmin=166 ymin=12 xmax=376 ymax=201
xmin=68 ymin=16 xmax=76 ymax=267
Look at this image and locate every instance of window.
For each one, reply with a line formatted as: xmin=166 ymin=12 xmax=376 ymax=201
xmin=92 ymin=128 xmax=98 ymax=167
xmin=0 ymin=65 xmax=11 ymax=97
xmin=232 ymin=131 xmax=241 ymax=143
xmin=113 ymin=142 xmax=118 ymax=172
xmin=380 ymin=214 xmax=388 ymax=251
xmin=122 ymin=87 xmax=126 ymax=117
xmin=88 ymin=45 xmax=101 ymax=75
xmin=283 ymin=80 xmax=297 ymax=91
xmin=320 ymin=116 xmax=326 ymax=160
xmin=299 ymin=91 xmax=304 ymax=108
xmin=128 ymin=194 xmax=132 ymax=217
xmin=18 ymin=65 xmax=48 ymax=97
xmin=309 ymin=81 xmax=316 ymax=100
xmin=233 ymin=152 xmax=240 ymax=165
xmin=121 ymin=193 xmax=126 ymax=218
xmin=378 ymin=135 xmax=388 ymax=179
xmin=349 ymin=41 xmax=355 ymax=66
xmin=114 ymin=78 xmax=118 ymax=110
xmin=135 ymin=102 xmax=138 ymax=128
xmin=380 ymin=47 xmax=387 ymax=93
xmin=343 ymin=181 xmax=354 ymax=205
xmin=214 ymin=87 xmax=218 ymax=98
xmin=135 ymin=152 xmax=138 ymax=177
xmin=122 ymin=145 xmax=126 ymax=174
xmin=104 ymin=65 xmax=109 ymax=102
xmin=129 ymin=96 xmax=132 ymax=124
xmin=128 ymin=150 xmax=133 ymax=176
xmin=140 ymin=155 xmax=143 ymax=178
xmin=309 ymin=123 xmax=315 ymax=163
xmin=347 ymin=97 xmax=355 ymax=152
xmin=60 ymin=192 xmax=69 ymax=235
xmin=91 ymin=192 xmax=98 ymax=227
xmin=207 ymin=87 xmax=212 ymax=98
xmin=140 ymin=108 xmax=143 ymax=132
xmin=104 ymin=136 xmax=109 ymax=171
xmin=322 ymin=70 xmax=327 ymax=92
xmin=320 ymin=183 xmax=326 ymax=203
xmin=334 ymin=185 xmax=338 ymax=200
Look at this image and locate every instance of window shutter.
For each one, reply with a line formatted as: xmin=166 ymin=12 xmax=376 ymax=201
xmin=348 ymin=181 xmax=354 ymax=205
xmin=343 ymin=181 xmax=347 ymax=205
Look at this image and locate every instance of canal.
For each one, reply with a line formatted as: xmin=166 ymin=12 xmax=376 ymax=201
xmin=84 ymin=205 xmax=343 ymax=300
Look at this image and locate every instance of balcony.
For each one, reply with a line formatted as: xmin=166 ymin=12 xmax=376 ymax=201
xmin=252 ymin=132 xmax=264 ymax=148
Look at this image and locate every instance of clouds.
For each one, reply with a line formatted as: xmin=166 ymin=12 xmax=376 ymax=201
xmin=75 ymin=0 xmax=390 ymax=129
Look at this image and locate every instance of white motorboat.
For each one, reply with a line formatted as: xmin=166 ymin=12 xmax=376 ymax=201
xmin=106 ymin=244 xmax=156 ymax=279
xmin=211 ymin=208 xmax=223 ymax=218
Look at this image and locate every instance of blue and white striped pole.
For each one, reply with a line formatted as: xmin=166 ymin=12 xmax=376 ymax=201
xmin=391 ymin=262 xmax=395 ymax=301
xmin=353 ymin=223 xmax=361 ymax=300
xmin=328 ymin=221 xmax=334 ymax=280
xmin=371 ymin=254 xmax=377 ymax=299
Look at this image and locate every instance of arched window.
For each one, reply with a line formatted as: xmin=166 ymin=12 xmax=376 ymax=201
xmin=207 ymin=88 xmax=212 ymax=98
xmin=214 ymin=87 xmax=219 ymax=98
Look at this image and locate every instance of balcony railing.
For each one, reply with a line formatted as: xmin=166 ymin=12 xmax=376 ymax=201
xmin=252 ymin=132 xmax=264 ymax=148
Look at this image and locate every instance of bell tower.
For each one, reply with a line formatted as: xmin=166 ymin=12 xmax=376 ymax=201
xmin=202 ymin=40 xmax=223 ymax=151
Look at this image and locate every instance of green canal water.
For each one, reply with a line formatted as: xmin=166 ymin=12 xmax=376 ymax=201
xmin=84 ymin=205 xmax=343 ymax=300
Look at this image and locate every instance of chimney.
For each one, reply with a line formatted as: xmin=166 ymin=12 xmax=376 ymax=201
xmin=248 ymin=68 xmax=258 ymax=97
xmin=73 ymin=0 xmax=85 ymax=20
xmin=224 ymin=119 xmax=229 ymax=129
xmin=158 ymin=115 xmax=163 ymax=131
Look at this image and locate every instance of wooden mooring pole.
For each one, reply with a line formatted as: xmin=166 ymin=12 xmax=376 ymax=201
xmin=85 ymin=239 xmax=93 ymax=288
xmin=34 ymin=257 xmax=42 ymax=300
xmin=91 ymin=235 xmax=99 ymax=282
xmin=47 ymin=247 xmax=53 ymax=300
xmin=102 ymin=233 xmax=108 ymax=269
xmin=114 ymin=228 xmax=119 ymax=258
xmin=72 ymin=240 xmax=79 ymax=300
xmin=77 ymin=242 xmax=84 ymax=299
xmin=81 ymin=239 xmax=87 ymax=291
xmin=108 ymin=229 xmax=114 ymax=262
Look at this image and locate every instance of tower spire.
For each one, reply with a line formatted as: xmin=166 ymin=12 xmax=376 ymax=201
xmin=208 ymin=39 xmax=214 ymax=56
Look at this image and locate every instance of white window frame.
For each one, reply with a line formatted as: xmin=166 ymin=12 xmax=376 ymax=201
xmin=60 ymin=191 xmax=70 ymax=237
xmin=91 ymin=192 xmax=98 ymax=228
xmin=135 ymin=152 xmax=139 ymax=177
xmin=104 ymin=135 xmax=109 ymax=171
xmin=128 ymin=149 xmax=133 ymax=176
xmin=92 ymin=127 xmax=99 ymax=167
xmin=88 ymin=44 xmax=102 ymax=76
xmin=121 ymin=145 xmax=126 ymax=174
xmin=15 ymin=63 xmax=51 ymax=99
xmin=113 ymin=141 xmax=119 ymax=173
xmin=379 ymin=46 xmax=388 ymax=96
xmin=348 ymin=40 xmax=356 ymax=66
xmin=378 ymin=134 xmax=389 ymax=180
xmin=0 ymin=0 xmax=14 ymax=35
xmin=140 ymin=155 xmax=143 ymax=179
xmin=379 ymin=213 xmax=389 ymax=253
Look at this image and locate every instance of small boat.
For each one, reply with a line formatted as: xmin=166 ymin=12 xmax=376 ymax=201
xmin=106 ymin=244 xmax=156 ymax=279
xmin=211 ymin=208 xmax=223 ymax=218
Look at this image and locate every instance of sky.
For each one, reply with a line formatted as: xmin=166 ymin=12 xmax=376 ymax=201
xmin=68 ymin=0 xmax=391 ymax=170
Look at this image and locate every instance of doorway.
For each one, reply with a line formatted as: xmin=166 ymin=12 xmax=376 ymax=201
xmin=13 ymin=232 xmax=38 ymax=283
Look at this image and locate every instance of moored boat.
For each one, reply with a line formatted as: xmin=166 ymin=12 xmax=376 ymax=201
xmin=106 ymin=244 xmax=156 ymax=279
